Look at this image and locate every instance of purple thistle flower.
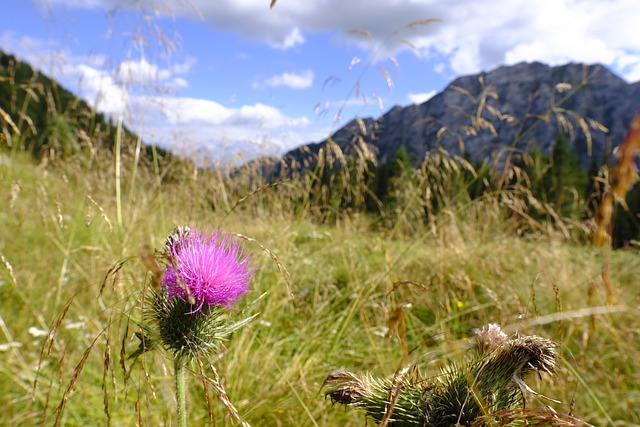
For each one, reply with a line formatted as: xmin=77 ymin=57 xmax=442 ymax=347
xmin=162 ymin=228 xmax=254 ymax=314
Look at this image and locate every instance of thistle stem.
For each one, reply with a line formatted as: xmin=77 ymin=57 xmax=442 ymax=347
xmin=175 ymin=356 xmax=187 ymax=427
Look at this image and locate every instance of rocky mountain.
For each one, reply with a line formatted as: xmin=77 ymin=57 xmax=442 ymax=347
xmin=277 ymin=62 xmax=640 ymax=174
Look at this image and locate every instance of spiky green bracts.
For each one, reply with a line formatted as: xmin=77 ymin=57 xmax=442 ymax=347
xmin=323 ymin=324 xmax=562 ymax=426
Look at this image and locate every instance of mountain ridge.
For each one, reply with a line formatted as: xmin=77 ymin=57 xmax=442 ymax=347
xmin=272 ymin=61 xmax=640 ymax=176
xmin=0 ymin=50 xmax=168 ymax=166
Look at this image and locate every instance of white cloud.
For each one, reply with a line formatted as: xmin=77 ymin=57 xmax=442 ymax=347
xmin=63 ymin=0 xmax=640 ymax=81
xmin=407 ymin=91 xmax=436 ymax=105
xmin=139 ymin=125 xmax=323 ymax=167
xmin=115 ymin=93 xmax=312 ymax=165
xmin=233 ymin=103 xmax=310 ymax=127
xmin=114 ymin=57 xmax=195 ymax=90
xmin=38 ymin=0 xmax=105 ymax=9
xmin=148 ymin=97 xmax=309 ymax=128
xmin=273 ymin=27 xmax=305 ymax=50
xmin=137 ymin=97 xmax=313 ymax=165
xmin=254 ymin=70 xmax=314 ymax=89
xmin=116 ymin=58 xmax=164 ymax=85
xmin=620 ymin=62 xmax=640 ymax=82
xmin=171 ymin=77 xmax=189 ymax=89
xmin=74 ymin=64 xmax=128 ymax=114
xmin=418 ymin=0 xmax=640 ymax=81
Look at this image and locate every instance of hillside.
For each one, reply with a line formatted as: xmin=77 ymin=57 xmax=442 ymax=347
xmin=0 ymin=50 xmax=167 ymax=164
xmin=277 ymin=62 xmax=640 ymax=174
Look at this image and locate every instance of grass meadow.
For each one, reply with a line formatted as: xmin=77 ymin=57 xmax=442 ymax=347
xmin=0 ymin=136 xmax=639 ymax=426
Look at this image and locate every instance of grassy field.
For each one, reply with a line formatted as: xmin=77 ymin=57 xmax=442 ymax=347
xmin=0 ymin=149 xmax=639 ymax=426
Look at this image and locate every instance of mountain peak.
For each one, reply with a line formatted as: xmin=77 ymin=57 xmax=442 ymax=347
xmin=279 ymin=61 xmax=640 ymax=173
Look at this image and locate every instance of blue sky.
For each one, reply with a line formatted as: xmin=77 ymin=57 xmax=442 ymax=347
xmin=2 ymin=0 xmax=640 ymax=166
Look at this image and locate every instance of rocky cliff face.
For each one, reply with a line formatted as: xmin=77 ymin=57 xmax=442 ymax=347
xmin=280 ymin=62 xmax=640 ymax=173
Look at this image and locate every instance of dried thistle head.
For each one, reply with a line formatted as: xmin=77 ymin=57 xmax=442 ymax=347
xmin=475 ymin=333 xmax=559 ymax=402
xmin=471 ymin=323 xmax=508 ymax=354
xmin=323 ymin=371 xmax=365 ymax=405
xmin=324 ymin=324 xmax=564 ymax=427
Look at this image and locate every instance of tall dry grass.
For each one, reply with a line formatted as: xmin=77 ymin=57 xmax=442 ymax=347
xmin=3 ymin=143 xmax=638 ymax=425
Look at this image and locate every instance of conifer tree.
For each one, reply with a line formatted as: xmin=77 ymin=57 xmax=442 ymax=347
xmin=548 ymin=132 xmax=589 ymax=217
xmin=370 ymin=146 xmax=413 ymax=213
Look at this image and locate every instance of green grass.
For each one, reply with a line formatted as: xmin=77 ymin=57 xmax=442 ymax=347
xmin=0 ymin=150 xmax=639 ymax=426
